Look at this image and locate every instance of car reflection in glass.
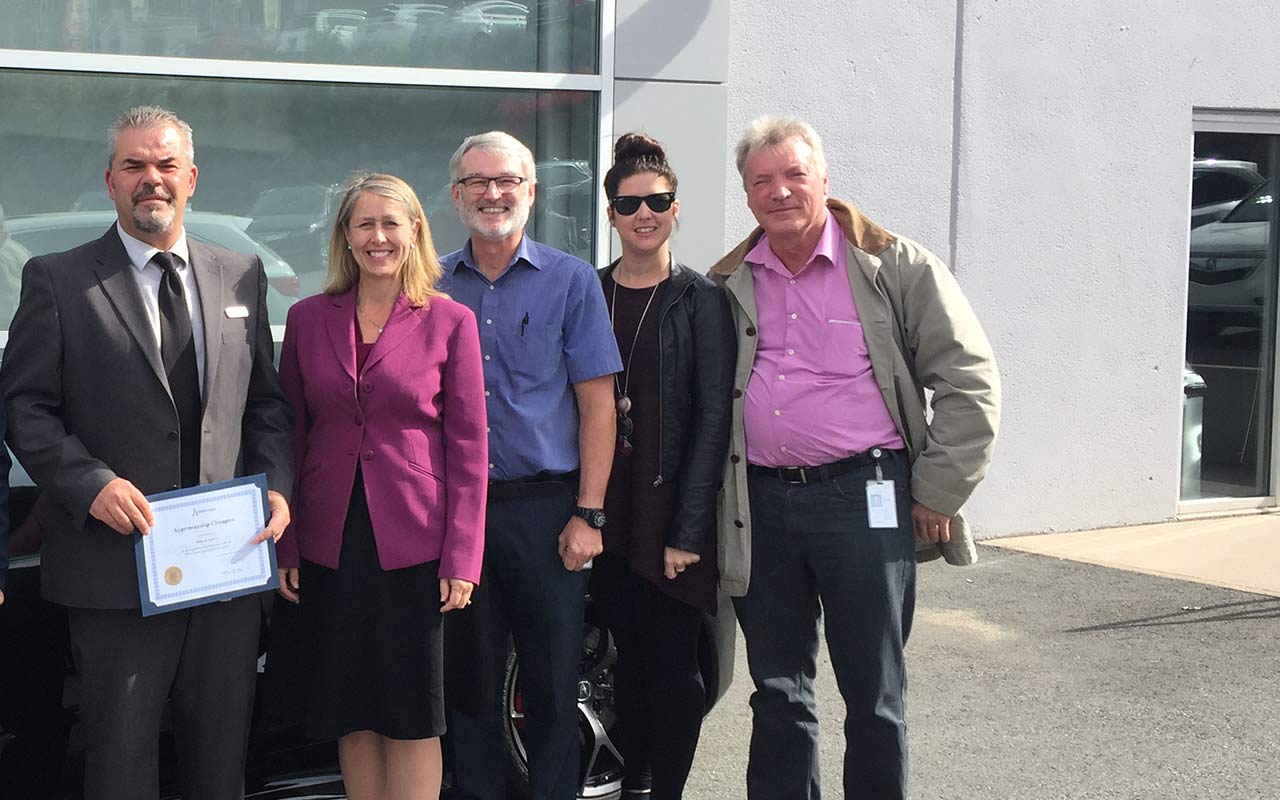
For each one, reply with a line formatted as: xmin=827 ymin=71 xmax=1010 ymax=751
xmin=245 ymin=185 xmax=342 ymax=298
xmin=3 ymin=211 xmax=302 ymax=329
xmin=1188 ymin=179 xmax=1276 ymax=336
xmin=1191 ymin=158 xmax=1265 ymax=230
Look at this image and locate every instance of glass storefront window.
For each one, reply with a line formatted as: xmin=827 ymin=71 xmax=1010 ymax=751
xmin=1183 ymin=133 xmax=1280 ymax=499
xmin=0 ymin=1 xmax=599 ymax=73
xmin=0 ymin=68 xmax=598 ymax=329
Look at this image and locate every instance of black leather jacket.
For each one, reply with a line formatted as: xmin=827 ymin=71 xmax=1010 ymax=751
xmin=599 ymin=260 xmax=736 ymax=553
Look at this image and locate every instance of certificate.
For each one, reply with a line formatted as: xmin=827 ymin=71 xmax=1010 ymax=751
xmin=134 ymin=474 xmax=279 ymax=616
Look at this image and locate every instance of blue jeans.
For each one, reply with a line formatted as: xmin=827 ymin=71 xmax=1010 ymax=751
xmin=732 ymin=449 xmax=916 ymax=800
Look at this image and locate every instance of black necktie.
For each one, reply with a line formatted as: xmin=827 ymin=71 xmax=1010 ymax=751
xmin=152 ymin=251 xmax=202 ymax=488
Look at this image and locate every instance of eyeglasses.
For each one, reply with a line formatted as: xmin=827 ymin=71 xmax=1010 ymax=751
xmin=609 ymin=192 xmax=676 ymax=216
xmin=456 ymin=175 xmax=527 ymax=195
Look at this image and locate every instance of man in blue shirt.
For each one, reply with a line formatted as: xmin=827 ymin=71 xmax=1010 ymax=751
xmin=440 ymin=131 xmax=621 ymax=800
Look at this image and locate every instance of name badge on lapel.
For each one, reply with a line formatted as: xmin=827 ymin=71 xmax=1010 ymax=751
xmin=224 ymin=305 xmax=249 ymax=319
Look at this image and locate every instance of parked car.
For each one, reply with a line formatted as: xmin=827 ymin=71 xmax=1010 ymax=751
xmin=244 ymin=184 xmax=343 ymax=298
xmin=352 ymin=3 xmax=449 ymax=58
xmin=1191 ymin=158 xmax=1265 ymax=229
xmin=1187 ymin=178 xmax=1276 ymax=333
xmin=3 ymin=211 xmax=302 ymax=327
xmin=276 ymin=9 xmax=368 ymax=56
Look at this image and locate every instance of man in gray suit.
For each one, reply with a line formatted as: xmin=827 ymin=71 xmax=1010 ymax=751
xmin=0 ymin=106 xmax=294 ymax=800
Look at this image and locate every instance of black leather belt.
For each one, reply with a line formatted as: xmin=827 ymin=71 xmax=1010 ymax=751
xmin=747 ymin=448 xmax=904 ymax=485
xmin=488 ymin=470 xmax=579 ymax=500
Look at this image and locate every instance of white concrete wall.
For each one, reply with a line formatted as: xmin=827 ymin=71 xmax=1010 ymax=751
xmin=724 ymin=0 xmax=1280 ymax=536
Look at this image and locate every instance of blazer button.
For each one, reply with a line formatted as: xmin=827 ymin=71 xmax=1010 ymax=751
xmin=730 ymin=454 xmax=740 ymax=464
xmin=745 ymin=326 xmax=757 ymax=336
xmin=363 ymin=450 xmax=374 ymax=461
xmin=167 ymin=431 xmax=178 ymax=441
xmin=354 ymin=416 xmax=364 ymax=426
xmin=362 ymin=382 xmax=373 ymax=393
xmin=734 ymin=519 xmax=744 ymax=528
xmin=732 ymin=389 xmax=743 ymax=399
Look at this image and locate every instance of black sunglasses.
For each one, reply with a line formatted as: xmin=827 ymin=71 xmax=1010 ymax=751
xmin=610 ymin=192 xmax=676 ymax=216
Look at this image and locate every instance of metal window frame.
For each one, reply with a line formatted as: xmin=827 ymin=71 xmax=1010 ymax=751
xmin=0 ymin=11 xmax=617 ymax=266
xmin=1181 ymin=109 xmax=1280 ymax=515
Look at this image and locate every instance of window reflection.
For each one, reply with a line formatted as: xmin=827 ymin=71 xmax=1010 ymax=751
xmin=0 ymin=69 xmax=597 ymax=329
xmin=0 ymin=0 xmax=600 ymax=73
xmin=1184 ymin=133 xmax=1280 ymax=499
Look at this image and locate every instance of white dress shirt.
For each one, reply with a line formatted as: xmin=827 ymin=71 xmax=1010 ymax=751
xmin=116 ymin=223 xmax=207 ymax=393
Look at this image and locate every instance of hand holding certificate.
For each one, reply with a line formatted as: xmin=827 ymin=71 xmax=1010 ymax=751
xmin=134 ymin=474 xmax=280 ymax=616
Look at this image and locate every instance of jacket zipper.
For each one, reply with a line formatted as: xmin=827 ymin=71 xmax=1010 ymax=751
xmin=652 ymin=277 xmax=694 ymax=487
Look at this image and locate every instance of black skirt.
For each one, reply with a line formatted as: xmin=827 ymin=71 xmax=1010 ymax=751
xmin=298 ymin=468 xmax=445 ymax=741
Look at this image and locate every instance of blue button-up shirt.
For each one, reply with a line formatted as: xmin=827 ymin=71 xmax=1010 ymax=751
xmin=440 ymin=235 xmax=621 ymax=481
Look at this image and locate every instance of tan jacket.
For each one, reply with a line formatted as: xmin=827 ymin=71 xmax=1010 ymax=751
xmin=709 ymin=199 xmax=1001 ymax=597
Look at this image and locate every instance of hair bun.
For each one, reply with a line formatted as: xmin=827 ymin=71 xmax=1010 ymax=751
xmin=614 ymin=132 xmax=667 ymax=164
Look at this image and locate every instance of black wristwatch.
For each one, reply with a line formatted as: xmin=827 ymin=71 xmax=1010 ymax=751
xmin=574 ymin=506 xmax=607 ymax=529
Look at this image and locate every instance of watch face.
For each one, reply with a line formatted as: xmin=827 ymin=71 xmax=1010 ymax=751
xmin=590 ymin=510 xmax=607 ymax=528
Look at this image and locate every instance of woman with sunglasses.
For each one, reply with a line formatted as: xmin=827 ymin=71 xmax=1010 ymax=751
xmin=593 ymin=133 xmax=735 ymax=798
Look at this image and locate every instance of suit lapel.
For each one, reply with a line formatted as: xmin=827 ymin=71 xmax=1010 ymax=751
xmin=363 ymin=295 xmax=425 ymax=375
xmin=91 ymin=228 xmax=168 ymax=393
xmin=189 ymin=240 xmax=224 ymax=409
xmin=327 ymin=290 xmax=358 ymax=382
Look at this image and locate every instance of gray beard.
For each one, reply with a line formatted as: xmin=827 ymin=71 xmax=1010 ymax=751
xmin=460 ymin=201 xmax=531 ymax=243
xmin=133 ymin=205 xmax=174 ymax=235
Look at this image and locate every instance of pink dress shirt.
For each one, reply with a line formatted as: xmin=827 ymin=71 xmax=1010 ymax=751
xmin=743 ymin=211 xmax=906 ymax=468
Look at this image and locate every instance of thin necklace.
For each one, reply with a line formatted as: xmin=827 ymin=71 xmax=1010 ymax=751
xmin=356 ymin=293 xmax=395 ymax=335
xmin=610 ymin=269 xmax=662 ymax=416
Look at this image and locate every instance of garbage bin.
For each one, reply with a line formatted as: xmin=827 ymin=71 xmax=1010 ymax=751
xmin=1182 ymin=366 xmax=1207 ymax=499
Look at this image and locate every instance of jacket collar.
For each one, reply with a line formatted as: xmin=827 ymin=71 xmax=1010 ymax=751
xmin=91 ymin=227 xmax=225 ymax=408
xmin=325 ymin=287 xmax=426 ymax=380
xmin=708 ymin=198 xmax=897 ymax=278
xmin=599 ymin=257 xmax=699 ymax=319
xmin=598 ymin=256 xmax=697 ymax=289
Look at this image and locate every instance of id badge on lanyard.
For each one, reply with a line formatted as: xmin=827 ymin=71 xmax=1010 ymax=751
xmin=865 ymin=448 xmax=898 ymax=529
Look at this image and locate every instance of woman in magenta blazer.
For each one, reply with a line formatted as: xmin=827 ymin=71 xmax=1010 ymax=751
xmin=276 ymin=172 xmax=487 ymax=800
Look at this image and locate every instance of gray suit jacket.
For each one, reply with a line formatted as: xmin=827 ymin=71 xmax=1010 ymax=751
xmin=0 ymin=226 xmax=293 ymax=609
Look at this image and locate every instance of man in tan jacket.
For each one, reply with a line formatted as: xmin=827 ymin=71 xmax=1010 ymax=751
xmin=710 ymin=116 xmax=1000 ymax=799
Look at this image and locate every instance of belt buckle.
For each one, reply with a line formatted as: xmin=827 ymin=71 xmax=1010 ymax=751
xmin=782 ymin=466 xmax=809 ymax=485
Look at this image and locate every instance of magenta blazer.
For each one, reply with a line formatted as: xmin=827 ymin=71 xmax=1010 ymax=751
xmin=276 ymin=288 xmax=488 ymax=584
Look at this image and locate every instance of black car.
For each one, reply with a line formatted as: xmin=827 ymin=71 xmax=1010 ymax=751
xmin=0 ymin=468 xmax=736 ymax=799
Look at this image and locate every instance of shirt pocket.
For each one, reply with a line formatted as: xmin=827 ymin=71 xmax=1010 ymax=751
xmin=504 ymin=316 xmax=562 ymax=384
xmin=822 ymin=318 xmax=873 ymax=378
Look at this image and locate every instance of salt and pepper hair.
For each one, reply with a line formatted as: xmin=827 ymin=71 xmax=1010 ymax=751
xmin=449 ymin=131 xmax=537 ymax=184
xmin=107 ymin=106 xmax=195 ymax=165
xmin=734 ymin=115 xmax=827 ymax=180
xmin=325 ymin=172 xmax=445 ymax=307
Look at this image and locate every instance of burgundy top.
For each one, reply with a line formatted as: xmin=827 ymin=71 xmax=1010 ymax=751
xmin=355 ymin=311 xmax=376 ymax=372
xmin=602 ymin=276 xmax=716 ymax=614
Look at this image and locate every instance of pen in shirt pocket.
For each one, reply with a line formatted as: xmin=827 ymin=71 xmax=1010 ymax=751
xmin=521 ymin=312 xmax=529 ymax=336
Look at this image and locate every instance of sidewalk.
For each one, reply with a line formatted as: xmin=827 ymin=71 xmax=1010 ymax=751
xmin=984 ymin=513 xmax=1280 ymax=597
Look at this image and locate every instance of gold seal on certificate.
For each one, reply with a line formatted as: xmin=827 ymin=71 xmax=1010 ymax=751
xmin=134 ymin=474 xmax=279 ymax=616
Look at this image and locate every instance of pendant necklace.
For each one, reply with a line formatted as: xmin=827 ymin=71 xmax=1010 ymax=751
xmin=610 ymin=268 xmax=662 ymax=454
xmin=357 ymin=300 xmax=391 ymax=335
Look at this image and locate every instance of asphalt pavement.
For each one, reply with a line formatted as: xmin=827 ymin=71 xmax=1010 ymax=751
xmin=683 ymin=545 xmax=1280 ymax=799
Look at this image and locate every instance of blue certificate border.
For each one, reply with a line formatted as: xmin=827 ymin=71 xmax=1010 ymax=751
xmin=133 ymin=474 xmax=279 ymax=617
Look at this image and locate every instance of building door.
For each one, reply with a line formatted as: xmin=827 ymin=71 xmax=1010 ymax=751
xmin=1183 ymin=122 xmax=1280 ymax=506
